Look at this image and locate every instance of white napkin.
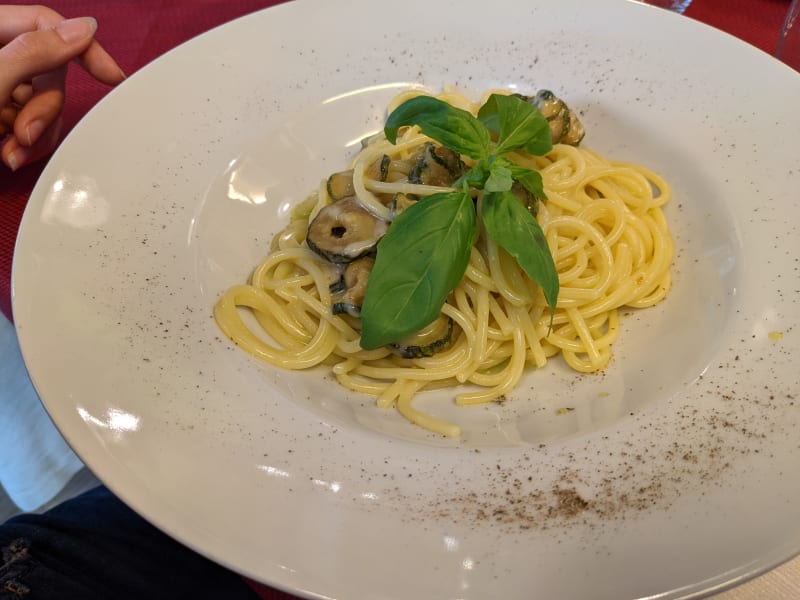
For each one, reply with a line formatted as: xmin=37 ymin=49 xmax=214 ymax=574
xmin=0 ymin=316 xmax=84 ymax=511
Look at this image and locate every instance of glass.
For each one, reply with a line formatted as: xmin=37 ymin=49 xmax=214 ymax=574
xmin=638 ymin=0 xmax=693 ymax=13
xmin=776 ymin=0 xmax=800 ymax=71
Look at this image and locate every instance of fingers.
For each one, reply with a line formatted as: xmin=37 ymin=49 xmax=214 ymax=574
xmin=0 ymin=17 xmax=98 ymax=102
xmin=0 ymin=18 xmax=93 ymax=169
xmin=14 ymin=68 xmax=69 ymax=147
xmin=78 ymin=39 xmax=126 ymax=86
xmin=0 ymin=6 xmax=125 ymax=88
xmin=0 ymin=6 xmax=126 ymax=171
xmin=1 ymin=82 xmax=35 ymax=137
xmin=0 ymin=104 xmax=17 ymax=136
xmin=0 ymin=5 xmax=65 ymax=42
xmin=12 ymin=83 xmax=34 ymax=106
xmin=1 ymin=115 xmax=63 ymax=172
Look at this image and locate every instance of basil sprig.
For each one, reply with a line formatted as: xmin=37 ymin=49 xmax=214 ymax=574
xmin=360 ymin=94 xmax=559 ymax=350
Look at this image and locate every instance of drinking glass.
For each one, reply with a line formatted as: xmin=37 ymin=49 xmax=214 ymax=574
xmin=638 ymin=0 xmax=692 ymax=13
xmin=776 ymin=0 xmax=800 ymax=71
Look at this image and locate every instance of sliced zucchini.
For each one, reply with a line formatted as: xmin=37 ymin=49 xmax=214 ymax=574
xmin=388 ymin=315 xmax=453 ymax=358
xmin=559 ymin=110 xmax=586 ymax=146
xmin=530 ymin=89 xmax=585 ymax=146
xmin=385 ymin=158 xmax=412 ymax=182
xmin=515 ymin=90 xmax=585 ymax=146
xmin=365 ymin=155 xmax=394 ymax=208
xmin=390 ymin=193 xmax=417 ymax=218
xmin=408 ymin=142 xmax=466 ymax=187
xmin=429 ymin=142 xmax=465 ymax=174
xmin=329 ymin=274 xmax=347 ymax=295
xmin=327 ymin=170 xmax=355 ymax=201
xmin=360 ymin=131 xmax=383 ymax=149
xmin=331 ymin=257 xmax=374 ymax=317
xmin=372 ymin=154 xmax=391 ymax=182
xmin=306 ymin=196 xmax=388 ymax=263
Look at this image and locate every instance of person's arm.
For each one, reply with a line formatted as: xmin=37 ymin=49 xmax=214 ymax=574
xmin=0 ymin=5 xmax=125 ymax=171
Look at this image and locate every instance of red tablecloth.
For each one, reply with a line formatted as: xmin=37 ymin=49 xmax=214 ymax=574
xmin=0 ymin=0 xmax=792 ymax=598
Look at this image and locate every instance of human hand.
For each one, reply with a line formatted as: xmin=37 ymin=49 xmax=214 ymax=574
xmin=0 ymin=5 xmax=125 ymax=172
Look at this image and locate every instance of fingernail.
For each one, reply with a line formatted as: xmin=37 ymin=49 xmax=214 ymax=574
xmin=55 ymin=17 xmax=98 ymax=44
xmin=7 ymin=150 xmax=20 ymax=172
xmin=25 ymin=120 xmax=45 ymax=146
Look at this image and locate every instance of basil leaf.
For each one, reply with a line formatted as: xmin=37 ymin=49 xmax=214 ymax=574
xmin=385 ymin=96 xmax=491 ymax=160
xmin=506 ymin=163 xmax=546 ymax=200
xmin=484 ymin=163 xmax=513 ymax=193
xmin=458 ymin=161 xmax=490 ymax=190
xmin=364 ymin=92 xmax=561 ymax=346
xmin=476 ymin=99 xmax=501 ymax=139
xmin=482 ymin=190 xmax=559 ymax=311
xmin=477 ymin=94 xmax=552 ymax=156
xmin=360 ymin=190 xmax=477 ymax=349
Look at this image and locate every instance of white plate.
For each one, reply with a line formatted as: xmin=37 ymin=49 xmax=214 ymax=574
xmin=12 ymin=0 xmax=800 ymax=598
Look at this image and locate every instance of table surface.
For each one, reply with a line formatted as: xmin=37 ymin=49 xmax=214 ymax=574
xmin=1 ymin=1 xmax=797 ymax=599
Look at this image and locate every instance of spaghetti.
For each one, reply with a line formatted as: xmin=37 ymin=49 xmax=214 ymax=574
xmin=214 ymin=88 xmax=674 ymax=437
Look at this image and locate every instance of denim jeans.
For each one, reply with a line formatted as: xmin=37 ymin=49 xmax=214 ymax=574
xmin=0 ymin=485 xmax=259 ymax=599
